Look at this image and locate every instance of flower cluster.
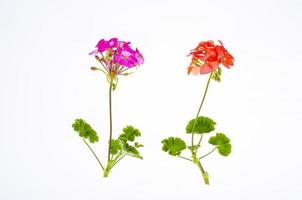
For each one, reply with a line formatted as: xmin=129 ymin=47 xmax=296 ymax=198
xmin=187 ymin=40 xmax=234 ymax=75
xmin=89 ymin=38 xmax=144 ymax=77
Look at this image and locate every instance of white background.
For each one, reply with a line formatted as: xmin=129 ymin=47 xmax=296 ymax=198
xmin=1 ymin=0 xmax=302 ymax=199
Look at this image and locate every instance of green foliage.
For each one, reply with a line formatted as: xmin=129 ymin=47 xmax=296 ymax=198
xmin=110 ymin=139 xmax=121 ymax=155
xmin=211 ymin=67 xmax=222 ymax=82
xmin=186 ymin=116 xmax=216 ymax=134
xmin=120 ymin=141 xmax=142 ymax=159
xmin=119 ymin=126 xmax=141 ymax=142
xmin=114 ymin=125 xmax=143 ymax=159
xmin=208 ymin=133 xmax=232 ymax=156
xmin=134 ymin=142 xmax=144 ymax=148
xmin=72 ymin=119 xmax=99 ymax=143
xmin=161 ymin=137 xmax=187 ymax=156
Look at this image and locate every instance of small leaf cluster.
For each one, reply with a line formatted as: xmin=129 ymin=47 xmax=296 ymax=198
xmin=72 ymin=119 xmax=143 ymax=177
xmin=161 ymin=115 xmax=232 ymax=184
xmin=110 ymin=126 xmax=143 ymax=159
xmin=161 ymin=115 xmax=232 ymax=158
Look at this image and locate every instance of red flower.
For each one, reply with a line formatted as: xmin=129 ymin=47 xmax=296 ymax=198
xmin=216 ymin=40 xmax=234 ymax=68
xmin=187 ymin=40 xmax=234 ymax=75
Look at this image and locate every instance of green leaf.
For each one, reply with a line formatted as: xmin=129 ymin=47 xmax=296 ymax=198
xmin=161 ymin=137 xmax=186 ymax=156
xmin=117 ymin=125 xmax=143 ymax=159
xmin=211 ymin=67 xmax=222 ymax=82
xmin=134 ymin=142 xmax=144 ymax=148
xmin=186 ymin=116 xmax=216 ymax=134
xmin=120 ymin=140 xmax=143 ymax=159
xmin=119 ymin=126 xmax=141 ymax=142
xmin=208 ymin=133 xmax=232 ymax=156
xmin=72 ymin=119 xmax=99 ymax=143
xmin=110 ymin=139 xmax=121 ymax=155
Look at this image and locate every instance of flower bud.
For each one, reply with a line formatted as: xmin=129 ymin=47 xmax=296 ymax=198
xmin=91 ymin=66 xmax=98 ymax=71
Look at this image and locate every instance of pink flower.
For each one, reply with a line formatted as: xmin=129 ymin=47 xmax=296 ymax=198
xmin=114 ymin=46 xmax=138 ymax=67
xmin=89 ymin=38 xmax=118 ymax=55
xmin=89 ymin=37 xmax=144 ymax=75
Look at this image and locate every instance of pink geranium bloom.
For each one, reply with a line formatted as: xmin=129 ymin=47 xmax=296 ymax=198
xmin=89 ymin=37 xmax=144 ymax=74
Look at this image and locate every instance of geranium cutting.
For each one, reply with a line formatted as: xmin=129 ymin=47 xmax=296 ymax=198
xmin=161 ymin=40 xmax=234 ymax=185
xmin=72 ymin=38 xmax=144 ymax=177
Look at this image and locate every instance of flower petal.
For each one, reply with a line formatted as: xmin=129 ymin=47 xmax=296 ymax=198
xmin=88 ymin=49 xmax=99 ymax=55
xmin=135 ymin=48 xmax=144 ymax=65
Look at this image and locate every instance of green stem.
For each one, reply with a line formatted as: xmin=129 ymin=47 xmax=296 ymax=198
xmin=190 ymin=73 xmax=213 ymax=151
xmin=178 ymin=155 xmax=193 ymax=162
xmin=107 ymin=77 xmax=113 ymax=163
xmin=111 ymin=151 xmax=123 ymax=166
xmin=197 ymin=134 xmax=203 ymax=146
xmin=103 ymin=152 xmax=124 ymax=177
xmin=196 ymin=160 xmax=209 ymax=185
xmin=192 ymin=153 xmax=209 ymax=184
xmin=199 ymin=147 xmax=217 ymax=160
xmin=110 ymin=153 xmax=126 ymax=169
xmin=82 ymin=139 xmax=104 ymax=170
xmin=104 ymin=161 xmax=113 ymax=177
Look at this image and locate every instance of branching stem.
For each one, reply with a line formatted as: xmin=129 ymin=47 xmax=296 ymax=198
xmin=82 ymin=139 xmax=104 ymax=170
xmin=111 ymin=154 xmax=126 ymax=169
xmin=178 ymin=155 xmax=193 ymax=162
xmin=199 ymin=147 xmax=217 ymax=160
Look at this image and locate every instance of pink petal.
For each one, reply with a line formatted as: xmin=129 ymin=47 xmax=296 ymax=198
xmin=135 ymin=49 xmax=144 ymax=64
xmin=88 ymin=49 xmax=99 ymax=55
xmin=191 ymin=67 xmax=201 ymax=75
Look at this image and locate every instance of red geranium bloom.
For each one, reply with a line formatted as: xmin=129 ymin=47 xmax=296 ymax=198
xmin=187 ymin=40 xmax=234 ymax=75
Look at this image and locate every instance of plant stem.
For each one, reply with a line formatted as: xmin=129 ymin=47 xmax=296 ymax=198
xmin=197 ymin=134 xmax=203 ymax=146
xmin=112 ymin=152 xmax=123 ymax=163
xmin=178 ymin=155 xmax=193 ymax=162
xmin=104 ymin=152 xmax=126 ymax=177
xmin=110 ymin=154 xmax=126 ymax=169
xmin=199 ymin=147 xmax=217 ymax=160
xmin=196 ymin=160 xmax=209 ymax=185
xmin=107 ymin=77 xmax=113 ymax=163
xmin=190 ymin=73 xmax=213 ymax=151
xmin=82 ymin=139 xmax=104 ymax=170
xmin=192 ymin=153 xmax=209 ymax=184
